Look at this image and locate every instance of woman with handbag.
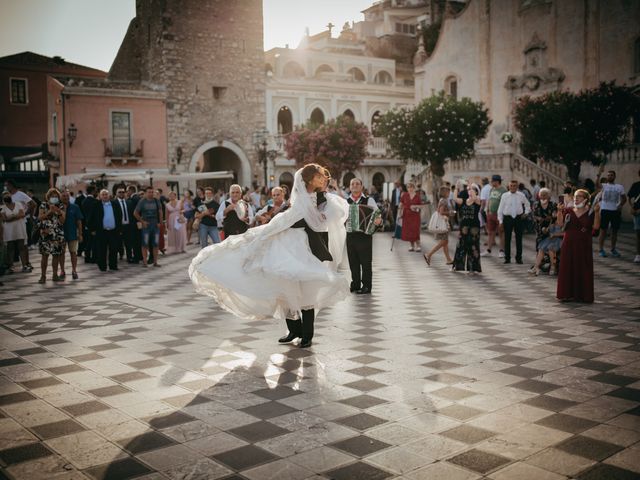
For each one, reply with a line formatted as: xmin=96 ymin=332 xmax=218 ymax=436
xmin=424 ymin=199 xmax=453 ymax=266
xmin=165 ymin=191 xmax=187 ymax=254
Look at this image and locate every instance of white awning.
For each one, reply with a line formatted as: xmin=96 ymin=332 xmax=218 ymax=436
xmin=55 ymin=169 xmax=235 ymax=189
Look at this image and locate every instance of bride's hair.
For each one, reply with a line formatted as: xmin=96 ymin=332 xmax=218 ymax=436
xmin=301 ymin=163 xmax=330 ymax=185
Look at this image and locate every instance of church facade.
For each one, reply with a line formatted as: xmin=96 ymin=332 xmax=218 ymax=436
xmin=414 ymin=0 xmax=640 ymax=195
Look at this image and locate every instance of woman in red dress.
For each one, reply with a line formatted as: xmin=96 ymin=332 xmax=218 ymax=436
xmin=399 ymin=182 xmax=424 ymax=252
xmin=557 ymin=189 xmax=601 ymax=303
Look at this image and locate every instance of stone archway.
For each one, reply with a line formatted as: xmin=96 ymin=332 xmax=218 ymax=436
xmin=190 ymin=140 xmax=252 ymax=189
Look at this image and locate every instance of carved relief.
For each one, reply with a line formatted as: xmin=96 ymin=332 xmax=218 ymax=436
xmin=505 ymin=33 xmax=565 ymax=92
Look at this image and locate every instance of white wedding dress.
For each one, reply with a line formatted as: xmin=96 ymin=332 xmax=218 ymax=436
xmin=189 ymin=169 xmax=350 ymax=321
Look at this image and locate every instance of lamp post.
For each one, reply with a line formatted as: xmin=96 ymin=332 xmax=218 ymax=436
xmin=67 ymin=123 xmax=78 ymax=147
xmin=253 ymin=129 xmax=277 ymax=187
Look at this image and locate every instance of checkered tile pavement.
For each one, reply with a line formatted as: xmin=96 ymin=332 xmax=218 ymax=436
xmin=0 ymin=230 xmax=639 ymax=480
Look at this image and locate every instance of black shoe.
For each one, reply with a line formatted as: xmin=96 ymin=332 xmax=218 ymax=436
xmin=299 ymin=339 xmax=312 ymax=348
xmin=503 ymin=259 xmax=511 ymax=264
xmin=278 ymin=332 xmax=299 ymax=343
xmin=356 ymin=287 xmax=371 ymax=294
xmin=516 ymin=258 xmax=523 ymax=264
xmin=279 ymin=319 xmax=301 ymax=343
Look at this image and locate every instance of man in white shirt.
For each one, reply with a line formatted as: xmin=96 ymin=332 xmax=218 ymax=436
xmin=530 ymin=179 xmax=541 ymax=201
xmin=216 ymin=184 xmax=254 ymax=237
xmin=4 ymin=180 xmax=34 ymax=268
xmin=497 ymin=180 xmax=531 ymax=264
xmin=346 ymin=178 xmax=381 ymax=295
xmin=250 ymin=187 xmax=262 ymax=211
xmin=255 ymin=187 xmax=288 ymax=225
xmin=598 ymin=170 xmax=627 ymax=258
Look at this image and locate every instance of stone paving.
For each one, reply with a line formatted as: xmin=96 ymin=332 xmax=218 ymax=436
xmin=0 ymin=229 xmax=639 ymax=480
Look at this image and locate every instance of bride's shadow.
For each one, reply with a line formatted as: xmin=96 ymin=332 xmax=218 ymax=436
xmin=95 ymin=344 xmax=315 ymax=478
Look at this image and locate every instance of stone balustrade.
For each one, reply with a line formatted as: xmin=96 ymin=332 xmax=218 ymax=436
xmin=367 ymin=137 xmax=390 ymax=157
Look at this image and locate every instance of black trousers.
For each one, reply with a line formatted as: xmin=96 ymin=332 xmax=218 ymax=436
xmin=347 ymin=233 xmax=373 ymax=290
xmin=285 ymin=309 xmax=314 ymax=341
xmin=503 ymin=215 xmax=524 ymax=261
xmin=95 ymin=230 xmax=120 ymax=271
xmin=121 ymin=223 xmax=138 ymax=261
xmin=83 ymin=227 xmax=96 ymax=262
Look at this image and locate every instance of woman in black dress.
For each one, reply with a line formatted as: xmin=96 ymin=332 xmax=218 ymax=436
xmin=452 ymin=183 xmax=482 ymax=274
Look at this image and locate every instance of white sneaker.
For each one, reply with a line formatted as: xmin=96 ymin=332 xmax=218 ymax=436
xmin=480 ymin=250 xmax=491 ymax=257
xmin=634 ymin=255 xmax=640 ymax=263
xmin=498 ymin=250 xmax=505 ymax=258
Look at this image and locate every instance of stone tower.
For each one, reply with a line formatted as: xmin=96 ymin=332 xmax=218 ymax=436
xmin=110 ymin=0 xmax=266 ymax=186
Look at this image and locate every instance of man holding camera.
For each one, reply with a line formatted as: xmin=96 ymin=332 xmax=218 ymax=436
xmin=194 ymin=186 xmax=220 ymax=248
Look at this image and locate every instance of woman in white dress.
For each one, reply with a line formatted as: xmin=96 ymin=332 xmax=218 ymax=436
xmin=189 ymin=164 xmax=349 ymax=347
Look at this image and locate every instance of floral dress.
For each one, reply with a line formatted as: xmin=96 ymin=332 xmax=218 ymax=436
xmin=453 ymin=201 xmax=481 ymax=272
xmin=38 ymin=202 xmax=66 ymax=255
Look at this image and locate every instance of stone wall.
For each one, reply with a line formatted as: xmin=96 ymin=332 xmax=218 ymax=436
xmin=110 ymin=0 xmax=266 ymax=186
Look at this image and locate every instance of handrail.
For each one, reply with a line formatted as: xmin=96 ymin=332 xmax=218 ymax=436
xmin=512 ymin=153 xmax=566 ymax=185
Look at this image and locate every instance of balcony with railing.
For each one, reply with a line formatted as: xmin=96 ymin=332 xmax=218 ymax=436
xmin=102 ymin=138 xmax=145 ymax=166
xmin=367 ymin=137 xmax=390 ymax=157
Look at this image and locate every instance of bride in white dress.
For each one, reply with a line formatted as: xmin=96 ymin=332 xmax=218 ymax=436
xmin=189 ymin=164 xmax=350 ymax=347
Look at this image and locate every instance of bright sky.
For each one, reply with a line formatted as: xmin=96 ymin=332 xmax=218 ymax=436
xmin=0 ymin=0 xmax=373 ymax=71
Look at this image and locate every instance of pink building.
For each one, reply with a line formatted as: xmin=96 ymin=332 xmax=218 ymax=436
xmin=0 ymin=52 xmax=106 ymax=192
xmin=53 ymin=77 xmax=168 ymax=185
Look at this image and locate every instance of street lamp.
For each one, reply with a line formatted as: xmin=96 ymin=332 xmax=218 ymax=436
xmin=253 ymin=129 xmax=277 ymax=187
xmin=67 ymin=123 xmax=78 ymax=147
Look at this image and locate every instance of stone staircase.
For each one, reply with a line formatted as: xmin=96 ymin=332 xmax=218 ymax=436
xmin=443 ymin=151 xmax=567 ymax=195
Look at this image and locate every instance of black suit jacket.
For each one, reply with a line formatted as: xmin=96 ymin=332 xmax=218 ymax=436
xmin=113 ymin=197 xmax=135 ymax=225
xmin=81 ymin=196 xmax=99 ymax=229
xmin=89 ymin=200 xmax=123 ymax=233
xmin=390 ymin=187 xmax=404 ymax=209
xmin=291 ymin=191 xmax=332 ymax=262
xmin=75 ymin=194 xmax=86 ymax=209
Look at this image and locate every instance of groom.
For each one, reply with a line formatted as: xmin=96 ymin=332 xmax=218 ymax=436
xmin=278 ymin=165 xmax=333 ymax=348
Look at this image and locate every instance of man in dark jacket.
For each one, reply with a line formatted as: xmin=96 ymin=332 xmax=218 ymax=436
xmin=80 ymin=185 xmax=99 ymax=263
xmin=90 ymin=189 xmax=123 ymax=272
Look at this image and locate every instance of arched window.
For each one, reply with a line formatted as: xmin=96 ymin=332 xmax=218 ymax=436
xmin=445 ymin=76 xmax=458 ymax=100
xmin=279 ymin=172 xmax=294 ymax=191
xmin=371 ymin=111 xmax=383 ymax=136
xmin=374 ymin=70 xmax=393 ymax=85
xmin=372 ymin=172 xmax=385 ymax=191
xmin=347 ymin=67 xmax=366 ymax=82
xmin=314 ymin=64 xmax=334 ymax=78
xmin=635 ymin=37 xmax=640 ymax=74
xmin=265 ymin=63 xmax=274 ymax=77
xmin=310 ymin=108 xmax=325 ymax=125
xmin=342 ymin=172 xmax=356 ymax=189
xmin=342 ymin=109 xmax=355 ymax=121
xmin=282 ymin=61 xmax=305 ymax=78
xmin=277 ymin=106 xmax=293 ymax=134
